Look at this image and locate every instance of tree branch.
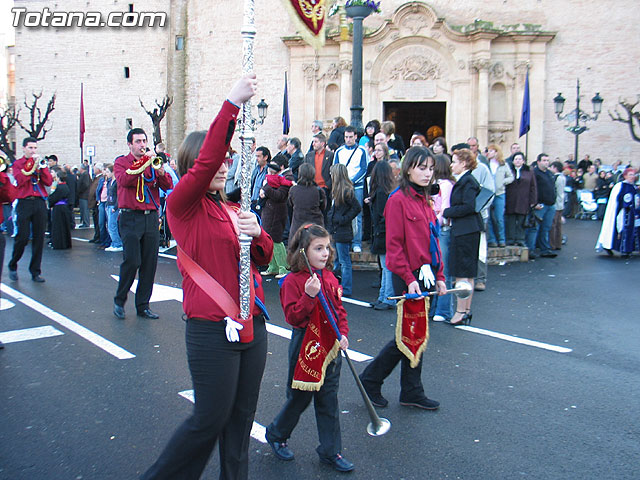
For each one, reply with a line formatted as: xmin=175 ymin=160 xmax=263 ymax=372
xmin=609 ymin=96 xmax=640 ymax=143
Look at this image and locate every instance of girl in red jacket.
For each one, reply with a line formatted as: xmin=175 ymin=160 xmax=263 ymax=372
xmin=265 ymin=223 xmax=354 ymax=473
xmin=359 ymin=147 xmax=446 ymax=411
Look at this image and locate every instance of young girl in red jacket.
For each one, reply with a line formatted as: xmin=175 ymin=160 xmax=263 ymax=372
xmin=359 ymin=146 xmax=447 ymax=411
xmin=265 ymin=223 xmax=355 ymax=473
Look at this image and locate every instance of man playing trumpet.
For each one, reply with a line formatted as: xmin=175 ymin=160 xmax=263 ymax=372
xmin=8 ymin=137 xmax=52 ymax=283
xmin=113 ymin=128 xmax=173 ymax=320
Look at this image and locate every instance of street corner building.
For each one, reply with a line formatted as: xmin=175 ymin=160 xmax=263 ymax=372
xmin=9 ymin=0 xmax=640 ymax=166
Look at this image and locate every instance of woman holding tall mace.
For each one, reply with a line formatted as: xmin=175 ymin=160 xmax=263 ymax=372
xmin=141 ymin=75 xmax=273 ymax=480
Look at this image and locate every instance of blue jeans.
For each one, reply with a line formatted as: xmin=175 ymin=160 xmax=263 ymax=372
xmin=334 ymin=242 xmax=352 ymax=296
xmin=377 ymin=254 xmax=396 ymax=306
xmin=488 ymin=194 xmax=506 ymax=244
xmin=98 ymin=202 xmax=110 ymax=246
xmin=525 ymin=204 xmax=555 ymax=253
xmin=107 ymin=206 xmax=122 ymax=248
xmin=351 ymin=187 xmax=363 ymax=249
xmin=433 ymin=227 xmax=453 ymax=319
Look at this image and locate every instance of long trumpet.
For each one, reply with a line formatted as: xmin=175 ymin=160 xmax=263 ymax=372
xmin=300 ymin=248 xmax=391 ymax=437
xmin=150 ymin=155 xmax=164 ymax=170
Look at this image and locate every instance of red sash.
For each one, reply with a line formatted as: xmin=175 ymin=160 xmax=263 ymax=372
xmin=175 ymin=204 xmax=256 ymax=343
xmin=395 ymin=298 xmax=430 ymax=368
xmin=291 ymin=306 xmax=340 ymax=391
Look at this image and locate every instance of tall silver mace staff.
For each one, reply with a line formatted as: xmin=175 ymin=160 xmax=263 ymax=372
xmin=238 ymin=0 xmax=257 ymax=321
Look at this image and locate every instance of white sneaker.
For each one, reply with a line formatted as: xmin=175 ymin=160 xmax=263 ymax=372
xmin=352 ymin=246 xmax=361 ymax=253
xmin=433 ymin=315 xmax=446 ymax=322
xmin=105 ymin=246 xmax=123 ymax=252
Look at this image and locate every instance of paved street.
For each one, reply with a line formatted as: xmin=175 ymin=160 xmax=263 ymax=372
xmin=1 ymin=219 xmax=638 ymax=480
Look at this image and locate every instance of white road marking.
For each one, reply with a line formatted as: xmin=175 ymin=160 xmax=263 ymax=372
xmin=0 ymin=325 xmax=64 ymax=344
xmin=1 ymin=283 xmax=136 ymax=360
xmin=342 ymin=297 xmax=374 ymax=308
xmin=72 ymin=237 xmax=90 ymax=242
xmin=454 ymin=325 xmax=573 ymax=353
xmin=1 ymin=298 xmax=15 ymax=310
xmin=159 ymin=253 xmax=177 ymax=260
xmin=178 ymin=390 xmax=267 ymax=443
xmin=110 ymin=275 xmax=182 ymax=303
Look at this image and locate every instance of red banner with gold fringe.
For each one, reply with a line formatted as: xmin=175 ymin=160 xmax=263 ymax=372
xmin=395 ymin=297 xmax=430 ymax=368
xmin=282 ymin=0 xmax=327 ymax=50
xmin=292 ymin=305 xmax=340 ymax=391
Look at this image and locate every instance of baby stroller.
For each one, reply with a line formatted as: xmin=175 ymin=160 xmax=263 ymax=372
xmin=576 ymin=190 xmax=598 ymax=220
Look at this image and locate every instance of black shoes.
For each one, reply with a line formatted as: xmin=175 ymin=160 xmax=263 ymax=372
xmin=0 ymin=340 xmax=4 ymax=349
xmin=266 ymin=433 xmax=294 ymax=461
xmin=359 ymin=375 xmax=388 ymax=408
xmin=113 ymin=303 xmax=125 ymax=319
xmin=32 ymin=275 xmax=45 ymax=283
xmin=320 ymin=454 xmax=354 ymax=473
xmin=447 ymin=311 xmax=472 ymax=326
xmin=137 ymin=308 xmax=159 ymax=319
xmin=400 ymin=397 xmax=440 ymax=410
xmin=540 ymin=251 xmax=558 ymax=258
xmin=8 ymin=270 xmax=18 ymax=281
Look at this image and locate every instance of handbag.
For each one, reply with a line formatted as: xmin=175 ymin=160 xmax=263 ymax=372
xmin=475 ymin=186 xmax=494 ymax=213
xmin=523 ymin=207 xmax=541 ymax=228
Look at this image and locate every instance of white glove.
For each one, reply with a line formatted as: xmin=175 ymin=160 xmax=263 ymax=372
xmin=418 ymin=264 xmax=435 ymax=290
xmin=224 ymin=316 xmax=244 ymax=343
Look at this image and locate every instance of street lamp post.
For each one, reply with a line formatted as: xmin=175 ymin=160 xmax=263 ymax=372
xmin=345 ymin=5 xmax=373 ymax=131
xmin=553 ymin=78 xmax=603 ymax=163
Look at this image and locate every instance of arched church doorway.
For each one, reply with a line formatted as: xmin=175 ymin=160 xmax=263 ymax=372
xmin=383 ymin=101 xmax=446 ymax=146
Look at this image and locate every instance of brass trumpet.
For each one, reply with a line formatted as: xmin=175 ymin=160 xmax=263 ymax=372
xmin=150 ymin=156 xmax=164 ymax=170
xmin=0 ymin=155 xmax=7 ymax=173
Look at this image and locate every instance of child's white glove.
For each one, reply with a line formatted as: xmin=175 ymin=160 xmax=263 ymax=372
xmin=418 ymin=264 xmax=435 ymax=290
xmin=224 ymin=317 xmax=244 ymax=343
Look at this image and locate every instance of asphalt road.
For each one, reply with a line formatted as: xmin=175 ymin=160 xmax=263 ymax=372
xmin=1 ymin=219 xmax=638 ymax=480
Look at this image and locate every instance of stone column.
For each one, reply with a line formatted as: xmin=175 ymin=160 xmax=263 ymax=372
xmin=166 ymin=1 xmax=187 ymax=157
xmin=339 ymin=60 xmax=352 ymax=121
xmin=472 ymin=58 xmax=491 ymax=148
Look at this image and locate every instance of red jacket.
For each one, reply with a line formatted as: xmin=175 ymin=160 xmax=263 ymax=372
xmin=385 ymin=186 xmax=445 ymax=286
xmin=12 ymin=156 xmax=53 ymax=199
xmin=114 ymin=153 xmax=173 ymax=210
xmin=279 ymin=269 xmax=349 ymax=337
xmin=167 ymin=100 xmax=273 ymax=321
xmin=0 ymin=172 xmax=17 ymax=223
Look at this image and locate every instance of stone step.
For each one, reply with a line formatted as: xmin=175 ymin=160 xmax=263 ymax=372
xmin=349 ymin=242 xmax=529 ymax=271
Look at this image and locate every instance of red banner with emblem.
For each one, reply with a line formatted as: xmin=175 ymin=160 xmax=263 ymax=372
xmin=292 ymin=305 xmax=340 ymax=391
xmin=395 ymin=298 xmax=430 ymax=368
xmin=282 ymin=0 xmax=327 ymax=50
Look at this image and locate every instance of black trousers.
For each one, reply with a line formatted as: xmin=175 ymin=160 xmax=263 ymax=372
xmin=91 ymin=206 xmax=100 ymax=240
xmin=8 ymin=197 xmax=47 ymax=277
xmin=0 ymin=233 xmax=5 ymax=284
xmin=141 ymin=316 xmax=267 ymax=480
xmin=114 ymin=210 xmax=159 ymax=311
xmin=267 ymin=327 xmax=343 ymax=458
xmin=359 ymin=272 xmax=428 ymax=402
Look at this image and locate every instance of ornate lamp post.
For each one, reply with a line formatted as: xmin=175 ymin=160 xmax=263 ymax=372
xmin=553 ymin=78 xmax=603 ymax=163
xmin=345 ymin=2 xmax=376 ymax=130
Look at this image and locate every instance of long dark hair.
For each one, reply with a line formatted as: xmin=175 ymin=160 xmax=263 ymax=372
xmin=286 ymin=223 xmax=334 ymax=272
xmin=297 ymin=163 xmax=316 ymax=187
xmin=433 ymin=154 xmax=455 ymax=182
xmin=399 ymin=146 xmax=435 ymax=195
xmin=370 ymin=160 xmax=395 ymax=198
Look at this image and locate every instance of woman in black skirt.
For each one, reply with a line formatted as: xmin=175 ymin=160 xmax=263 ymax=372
xmin=48 ymin=167 xmax=72 ymax=250
xmin=443 ymin=148 xmax=483 ymax=325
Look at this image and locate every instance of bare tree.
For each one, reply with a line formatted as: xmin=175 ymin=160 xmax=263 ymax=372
xmin=16 ymin=91 xmax=57 ymax=141
xmin=0 ymin=104 xmax=19 ymax=163
xmin=139 ymin=95 xmax=173 ymax=147
xmin=609 ymin=96 xmax=640 ymax=143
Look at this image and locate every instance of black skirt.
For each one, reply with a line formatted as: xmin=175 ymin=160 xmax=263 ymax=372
xmin=51 ymin=205 xmax=72 ymax=249
xmin=449 ymin=232 xmax=480 ymax=278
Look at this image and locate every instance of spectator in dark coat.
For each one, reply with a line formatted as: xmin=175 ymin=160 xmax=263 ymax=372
xmin=286 ymin=137 xmax=304 ymax=181
xmin=327 ymin=164 xmax=361 ymax=297
xmin=48 ymin=168 xmax=72 ymax=249
xmin=87 ymin=163 xmax=103 ymax=243
xmin=63 ymin=165 xmax=77 ymax=228
xmin=76 ymin=165 xmax=91 ymax=227
xmin=327 ymin=116 xmax=347 ymax=151
xmin=260 ymin=155 xmax=293 ymax=277
xmin=288 ymin=163 xmax=326 ymax=241
xmin=504 ymin=152 xmax=537 ymax=246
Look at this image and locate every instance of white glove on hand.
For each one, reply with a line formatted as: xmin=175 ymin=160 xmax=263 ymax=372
xmin=224 ymin=316 xmax=244 ymax=343
xmin=418 ymin=264 xmax=435 ymax=290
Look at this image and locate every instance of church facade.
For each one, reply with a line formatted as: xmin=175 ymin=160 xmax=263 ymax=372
xmin=11 ymin=0 xmax=640 ymax=166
